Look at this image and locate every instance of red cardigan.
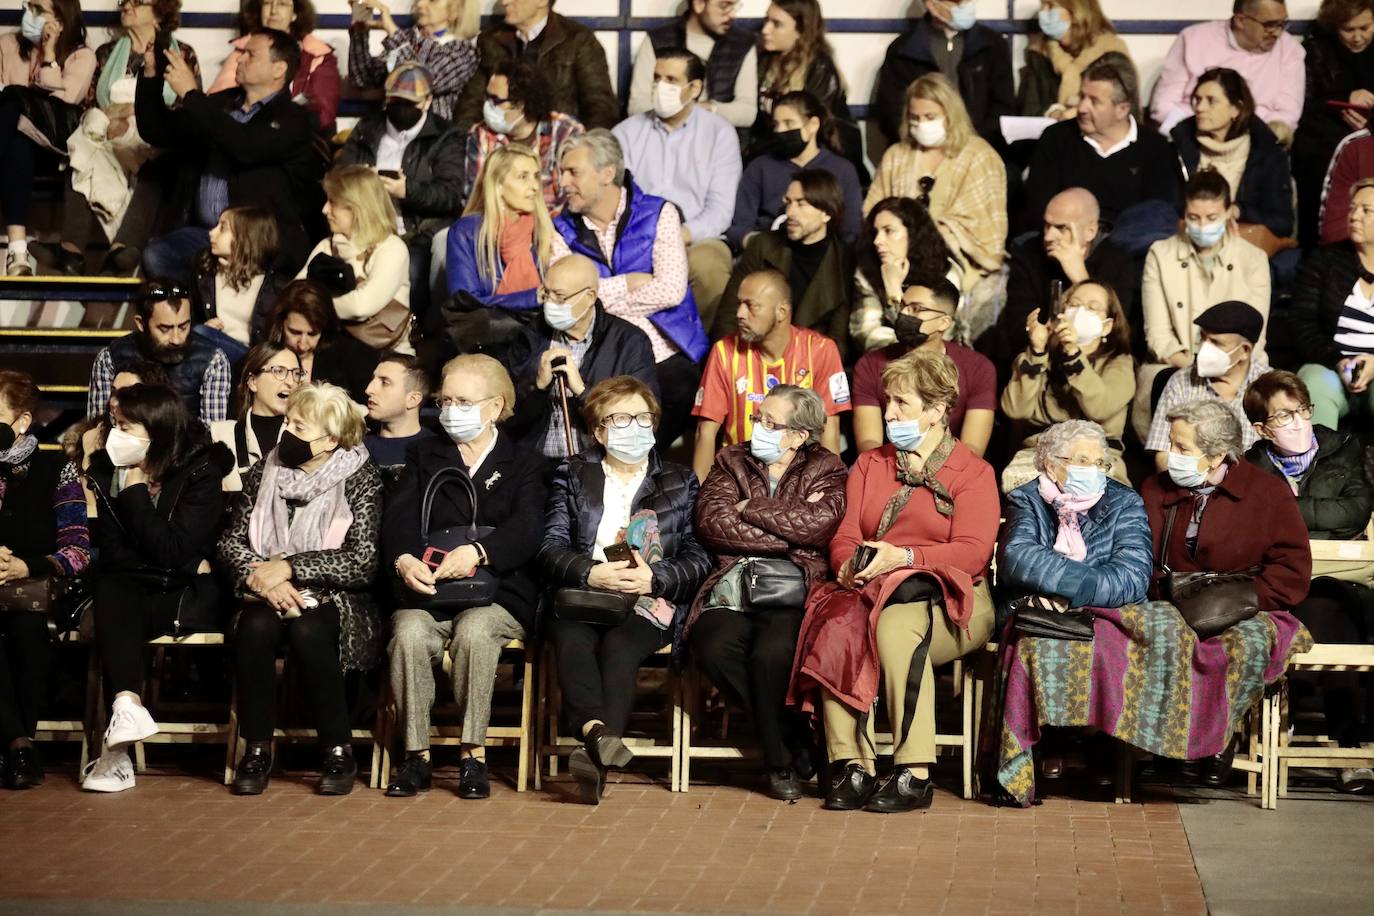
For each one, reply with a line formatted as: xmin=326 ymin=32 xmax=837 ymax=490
xmin=1142 ymin=458 xmax=1312 ymax=611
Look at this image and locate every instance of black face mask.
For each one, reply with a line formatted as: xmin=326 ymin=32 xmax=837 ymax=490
xmin=892 ymin=314 xmax=933 ymax=349
xmin=0 ymin=423 xmax=15 ymax=452
xmin=770 ymin=128 xmax=807 ymax=160
xmin=386 ymin=100 xmax=424 ymax=132
xmin=277 ymin=430 xmax=322 ymax=469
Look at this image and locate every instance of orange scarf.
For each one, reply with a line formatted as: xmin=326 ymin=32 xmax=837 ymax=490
xmin=494 ymin=212 xmax=540 ymax=295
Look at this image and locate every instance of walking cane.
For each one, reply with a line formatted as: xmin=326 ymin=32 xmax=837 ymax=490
xmin=552 ymin=356 xmax=577 ymax=456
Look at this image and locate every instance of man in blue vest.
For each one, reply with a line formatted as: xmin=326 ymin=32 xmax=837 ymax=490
xmin=551 ymin=129 xmax=709 ymax=449
xmin=86 ymin=280 xmax=232 ymax=423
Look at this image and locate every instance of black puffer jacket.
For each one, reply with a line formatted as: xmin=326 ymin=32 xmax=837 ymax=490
xmin=1245 ymin=424 xmax=1373 ymax=541
xmin=538 ymin=450 xmax=712 ymax=652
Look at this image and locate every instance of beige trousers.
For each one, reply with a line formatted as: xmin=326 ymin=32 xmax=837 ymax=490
xmin=687 ymin=239 xmax=734 ymax=336
xmin=823 ymin=581 xmax=995 ymax=771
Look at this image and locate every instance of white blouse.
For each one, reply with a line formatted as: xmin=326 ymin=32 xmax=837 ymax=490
xmin=592 ymin=462 xmax=646 ymax=561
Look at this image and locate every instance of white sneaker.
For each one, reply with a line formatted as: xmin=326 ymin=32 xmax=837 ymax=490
xmin=104 ymin=700 xmax=158 ymax=748
xmin=81 ymin=748 xmax=135 ymax=793
xmin=4 ymin=248 xmax=35 ymax=277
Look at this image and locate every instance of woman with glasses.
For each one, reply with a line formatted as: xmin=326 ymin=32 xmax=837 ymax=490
xmin=992 ymin=419 xmax=1152 ymax=799
xmin=381 ymin=354 xmax=549 ymax=800
xmin=1000 ymin=280 xmax=1135 ymax=492
xmin=0 ymin=0 xmax=93 ymax=276
xmin=686 ymin=385 xmax=846 ymax=800
xmin=348 ymin=0 xmax=479 ymax=124
xmin=864 ymin=74 xmax=1006 ymax=327
xmin=219 ymin=382 xmax=382 ymax=797
xmin=538 ymin=375 xmax=710 ymax=804
xmin=31 ymin=0 xmax=198 ymax=278
xmin=1243 ymin=370 xmax=1374 ymax=793
xmin=209 ymin=342 xmax=303 ymax=492
xmin=792 ymin=350 xmax=998 ymax=813
xmin=850 ymin=197 xmax=960 ymax=354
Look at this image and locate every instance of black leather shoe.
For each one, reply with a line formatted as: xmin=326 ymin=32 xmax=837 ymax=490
xmin=317 ymin=745 xmax=357 ymax=796
xmin=100 ymin=245 xmax=142 ymax=277
xmin=823 ymin=763 xmax=878 ymax=811
xmin=30 ymin=242 xmax=83 ymax=276
xmin=569 ymin=747 xmax=605 ymax=805
xmin=3 ymin=745 xmax=43 ymax=789
xmin=766 ymin=767 xmax=802 ymax=801
xmin=231 ymin=744 xmax=272 ymax=796
xmin=457 ymin=757 xmax=490 ymax=799
xmin=586 ymin=724 xmax=633 ymax=769
xmin=1200 ymin=736 xmax=1237 ymax=788
xmin=385 ymin=755 xmax=431 ymax=797
xmin=864 ymin=766 xmax=935 ymax=813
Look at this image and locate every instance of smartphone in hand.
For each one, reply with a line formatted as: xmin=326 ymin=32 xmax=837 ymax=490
xmin=604 ymin=542 xmax=637 ymax=567
xmin=350 ymin=1 xmax=372 ymax=24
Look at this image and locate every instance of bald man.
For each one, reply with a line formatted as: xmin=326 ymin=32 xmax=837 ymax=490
xmin=502 ymin=253 xmax=660 ymax=458
xmin=991 ymin=187 xmax=1140 ymax=373
xmin=691 ymin=269 xmax=849 ymax=481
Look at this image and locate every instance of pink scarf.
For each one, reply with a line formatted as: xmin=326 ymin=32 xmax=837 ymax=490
xmin=1036 ymin=474 xmax=1104 ymax=562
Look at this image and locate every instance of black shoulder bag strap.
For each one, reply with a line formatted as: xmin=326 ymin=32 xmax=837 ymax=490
xmin=420 ymin=466 xmax=481 ymax=541
xmin=1159 ymin=502 xmax=1180 ymax=577
xmin=856 ymin=579 xmax=937 ymax=761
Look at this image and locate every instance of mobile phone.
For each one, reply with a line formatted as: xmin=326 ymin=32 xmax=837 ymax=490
xmin=378 ymin=169 xmax=400 ymax=180
xmin=852 ymin=544 xmax=876 ymax=574
xmin=350 ymin=0 xmax=371 ymax=24
xmin=1041 ymin=279 xmax=1064 ymax=326
xmin=1343 ymin=362 xmax=1357 ymax=384
xmin=604 ymin=542 xmax=637 ymax=567
xmin=421 ymin=546 xmax=449 ymax=570
xmin=1327 ymin=100 xmax=1373 ymax=112
xmin=153 ymin=29 xmax=172 ymax=76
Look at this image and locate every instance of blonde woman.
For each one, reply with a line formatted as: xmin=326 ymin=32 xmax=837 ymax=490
xmin=864 ymin=74 xmax=1007 ymax=304
xmin=445 ymin=145 xmax=556 ymax=312
xmin=299 ymin=165 xmax=413 ymax=354
xmin=1017 ymin=0 xmax=1128 ymax=120
xmin=218 ymin=382 xmax=383 ymax=797
xmin=347 ymin=0 xmax=479 ymax=123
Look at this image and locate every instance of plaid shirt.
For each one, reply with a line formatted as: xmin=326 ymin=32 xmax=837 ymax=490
xmin=87 ymin=345 xmax=232 ymax=423
xmin=464 ymin=112 xmax=586 ymax=213
xmin=347 ymin=26 xmax=477 ymax=123
xmin=1145 ymin=357 xmax=1271 ymax=453
xmin=539 ymin=327 xmax=595 ymax=458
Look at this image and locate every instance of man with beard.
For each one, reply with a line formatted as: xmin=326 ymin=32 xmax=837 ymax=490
xmin=690 ymin=268 xmax=848 ymax=481
xmin=850 ymin=279 xmax=995 ymax=456
xmin=716 ymin=170 xmax=853 ymax=344
xmin=86 ymin=281 xmax=232 ymax=422
xmin=627 ymin=0 xmax=758 ymax=130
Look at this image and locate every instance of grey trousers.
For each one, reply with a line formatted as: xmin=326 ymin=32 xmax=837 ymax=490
xmin=388 ymin=604 xmax=524 ymax=753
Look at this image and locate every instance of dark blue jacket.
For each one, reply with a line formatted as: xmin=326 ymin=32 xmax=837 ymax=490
xmin=996 ymin=478 xmax=1154 ymax=614
xmin=445 ymin=212 xmax=541 ymax=311
xmin=553 ymin=178 xmax=709 ymax=363
xmin=1172 ymin=116 xmax=1295 ymax=239
xmin=537 ymin=450 xmax=712 ymax=652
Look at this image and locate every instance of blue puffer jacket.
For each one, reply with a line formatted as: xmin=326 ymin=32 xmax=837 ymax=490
xmin=996 ymin=478 xmax=1154 ymax=615
xmin=445 ymin=212 xmax=540 ymax=311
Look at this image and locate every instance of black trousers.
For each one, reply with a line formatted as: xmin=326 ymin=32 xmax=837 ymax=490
xmin=0 ymin=90 xmax=50 ymax=229
xmin=1293 ymin=590 xmax=1370 ymax=747
xmin=551 ymin=614 xmax=669 ymax=737
xmin=689 ymin=607 xmax=805 ymax=769
xmin=655 ymin=352 xmax=701 ymax=451
xmin=234 ymin=603 xmax=350 ymax=747
xmin=0 ymin=613 xmax=51 ymax=744
xmin=93 ymin=575 xmax=183 ymax=697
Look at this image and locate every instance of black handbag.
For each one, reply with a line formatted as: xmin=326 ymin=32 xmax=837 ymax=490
xmin=740 ymin=557 xmax=807 ymax=611
xmin=115 ymin=567 xmax=223 ymax=635
xmin=0 ymin=576 xmax=61 ymax=614
xmin=409 ymin=467 xmax=500 ymax=612
xmin=1158 ymin=504 xmax=1261 ymax=639
xmin=553 ymin=586 xmax=637 ymax=626
xmin=3 ymin=84 xmax=80 ymax=150
xmin=305 ymin=251 xmax=357 ymax=297
xmin=1010 ymin=595 xmax=1095 ymax=641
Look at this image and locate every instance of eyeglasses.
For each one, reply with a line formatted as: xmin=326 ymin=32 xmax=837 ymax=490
xmin=1240 ymin=13 xmax=1289 ymax=33
xmin=257 ymin=365 xmax=306 ymax=382
xmin=1264 ymin=403 xmax=1313 ymax=428
xmin=601 ymin=412 xmax=656 ymax=429
xmin=434 ymin=395 xmax=492 ymax=410
xmin=117 ymin=0 xmax=152 ymax=8
xmin=139 ymin=282 xmax=189 ymax=302
xmin=536 ymin=286 xmax=592 ymax=305
xmin=484 ymin=93 xmax=512 ymax=108
xmin=917 ymin=175 xmax=935 ymax=208
xmin=1054 ymin=454 xmax=1113 ymax=472
xmin=897 ymin=305 xmax=948 ymax=320
xmin=750 ymin=413 xmax=797 ymax=433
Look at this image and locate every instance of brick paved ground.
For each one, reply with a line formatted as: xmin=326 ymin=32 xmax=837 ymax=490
xmin=2 ymin=760 xmax=1207 ymax=915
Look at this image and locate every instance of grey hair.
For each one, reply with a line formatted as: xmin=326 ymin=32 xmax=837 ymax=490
xmin=1033 ymin=420 xmax=1109 ymax=474
xmin=559 ymin=128 xmax=625 ymax=187
xmin=766 ymin=384 xmax=825 ymax=445
xmin=1165 ymin=399 xmax=1243 ymax=460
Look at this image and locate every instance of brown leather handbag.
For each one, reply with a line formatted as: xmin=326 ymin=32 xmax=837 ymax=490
xmin=1157 ymin=503 xmax=1262 ymax=639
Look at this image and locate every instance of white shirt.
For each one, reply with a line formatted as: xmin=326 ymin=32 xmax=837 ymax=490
xmin=592 ymin=461 xmax=647 ymax=561
xmin=1083 ymin=115 xmax=1139 ymax=159
xmin=465 ymin=430 xmax=499 ymax=479
xmin=377 ymin=113 xmax=427 ymax=233
xmin=518 ymin=16 xmax=549 ymax=45
xmin=213 ymin=273 xmax=265 ymax=346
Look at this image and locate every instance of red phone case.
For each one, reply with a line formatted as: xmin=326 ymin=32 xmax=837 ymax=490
xmin=421 ymin=546 xmax=448 ymax=569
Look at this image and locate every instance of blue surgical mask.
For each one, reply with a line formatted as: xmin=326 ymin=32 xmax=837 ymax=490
xmin=543 ymin=295 xmax=590 ymax=332
xmin=1037 ymin=7 xmax=1070 ymax=41
xmin=886 ymin=417 xmax=927 ymax=452
xmin=482 ymin=99 xmax=522 ymax=136
xmin=1167 ymin=452 xmax=1210 ymax=489
xmin=604 ymin=423 xmax=656 ymax=465
xmin=440 ymin=403 xmax=486 ymax=444
xmin=750 ymin=424 xmax=788 ymax=465
xmin=1186 ymin=220 xmax=1227 ymax=249
xmin=20 ymin=8 xmax=46 ymax=44
xmin=948 ymin=2 xmax=977 ymax=31
xmin=1064 ymin=465 xmax=1107 ymax=497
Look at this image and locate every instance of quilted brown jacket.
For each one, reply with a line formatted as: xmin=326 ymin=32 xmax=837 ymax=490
xmin=685 ymin=441 xmax=847 ymax=635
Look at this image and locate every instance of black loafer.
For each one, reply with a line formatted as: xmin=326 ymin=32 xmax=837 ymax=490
xmin=30 ymin=242 xmax=83 ymax=276
xmin=385 ymin=755 xmax=432 ymax=797
xmin=3 ymin=745 xmax=43 ymax=790
xmin=1200 ymin=736 xmax=1237 ymax=788
xmin=318 ymin=745 xmax=357 ymax=796
xmin=587 ymin=724 xmax=633 ymax=769
xmin=864 ymin=766 xmax=935 ymax=813
xmin=457 ymin=757 xmax=490 ymax=799
xmin=99 ymin=245 xmax=142 ymax=277
xmin=823 ymin=763 xmax=878 ymax=811
xmin=766 ymin=767 xmax=802 ymax=801
xmin=569 ymin=747 xmax=605 ymax=805
xmin=231 ymin=745 xmax=272 ymax=796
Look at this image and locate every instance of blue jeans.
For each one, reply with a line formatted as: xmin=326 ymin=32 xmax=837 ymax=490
xmin=1297 ymin=362 xmax=1374 ymax=429
xmin=143 ymin=226 xmax=210 ymax=284
xmin=192 ymin=323 xmax=248 ymax=365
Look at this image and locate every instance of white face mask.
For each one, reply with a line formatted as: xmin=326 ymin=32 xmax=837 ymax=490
xmin=482 ymin=99 xmax=522 ymax=136
xmin=911 ymin=118 xmax=947 ymax=149
xmin=1064 ymin=306 xmax=1106 ymax=345
xmin=106 ymin=428 xmax=150 ymax=468
xmin=653 ymin=80 xmax=688 ymax=120
xmin=1195 ymin=339 xmax=1239 ymax=379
